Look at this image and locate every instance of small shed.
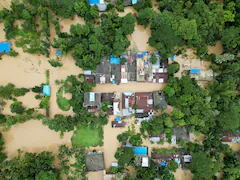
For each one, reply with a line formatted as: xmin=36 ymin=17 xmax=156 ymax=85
xmin=43 ymin=85 xmax=50 ymax=97
xmin=0 ymin=42 xmax=10 ymax=54
xmin=190 ymin=69 xmax=200 ymax=74
xmin=171 ymin=56 xmax=175 ymax=61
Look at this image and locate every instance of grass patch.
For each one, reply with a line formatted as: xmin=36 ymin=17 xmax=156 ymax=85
xmin=57 ymin=86 xmax=70 ymax=111
xmin=72 ymin=125 xmax=104 ymax=148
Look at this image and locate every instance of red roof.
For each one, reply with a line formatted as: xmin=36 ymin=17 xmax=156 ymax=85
xmin=135 ymin=92 xmax=153 ymax=112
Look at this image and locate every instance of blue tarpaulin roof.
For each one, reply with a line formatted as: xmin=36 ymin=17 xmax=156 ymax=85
xmin=43 ymin=85 xmax=50 ymax=97
xmin=110 ymin=55 xmax=120 ymax=64
xmin=190 ymin=68 xmax=200 ymax=74
xmin=89 ymin=0 xmax=100 ymax=4
xmin=116 ymin=116 xmax=121 ymax=122
xmin=171 ymin=55 xmax=175 ymax=61
xmin=56 ymin=50 xmax=62 ymax=56
xmin=137 ymin=53 xmax=143 ymax=58
xmin=142 ymin=51 xmax=147 ymax=55
xmin=0 ymin=42 xmax=10 ymax=53
xmin=161 ymin=162 xmax=166 ymax=167
xmin=132 ymin=0 xmax=138 ymax=4
xmin=133 ymin=147 xmax=148 ymax=155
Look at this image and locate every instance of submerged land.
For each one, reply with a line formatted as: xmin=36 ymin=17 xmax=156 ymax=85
xmin=0 ymin=0 xmax=240 ymax=180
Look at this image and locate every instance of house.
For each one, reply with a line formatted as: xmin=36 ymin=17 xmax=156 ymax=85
xmin=84 ymin=70 xmax=95 ymax=83
xmin=135 ymin=92 xmax=154 ymax=124
xmin=113 ymin=92 xmax=121 ymax=115
xmin=152 ymin=52 xmax=168 ymax=83
xmin=133 ymin=146 xmax=150 ymax=167
xmin=83 ymin=92 xmax=102 ymax=112
xmin=149 ymin=133 xmax=166 ymax=143
xmin=172 ymin=127 xmax=190 ymax=143
xmin=110 ymin=55 xmax=121 ymax=84
xmin=122 ymin=92 xmax=135 ymax=117
xmin=121 ymin=65 xmax=128 ymax=83
xmin=43 ymin=85 xmax=50 ymax=96
xmin=84 ymin=75 xmax=95 ymax=83
xmin=136 ymin=52 xmax=153 ymax=82
xmin=151 ymin=149 xmax=191 ymax=169
xmin=153 ymin=91 xmax=167 ymax=110
xmin=0 ymin=42 xmax=10 ymax=54
xmin=102 ymin=92 xmax=121 ymax=115
xmin=96 ymin=57 xmax=111 ymax=84
xmin=101 ymin=93 xmax=114 ymax=115
xmin=89 ymin=0 xmax=107 ymax=11
xmin=190 ymin=69 xmax=214 ymax=81
xmin=221 ymin=132 xmax=240 ymax=143
xmin=127 ymin=60 xmax=137 ymax=81
xmin=85 ymin=151 xmax=105 ymax=172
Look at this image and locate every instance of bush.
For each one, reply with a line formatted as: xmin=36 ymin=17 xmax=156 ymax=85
xmin=167 ymin=160 xmax=178 ymax=172
xmin=40 ymin=96 xmax=50 ymax=109
xmin=48 ymin=59 xmax=63 ymax=67
xmin=35 ymin=94 xmax=42 ymax=99
xmin=168 ymin=61 xmax=180 ymax=75
xmin=13 ymin=88 xmax=29 ymax=97
xmin=45 ymin=70 xmax=50 ymax=84
xmin=32 ymin=85 xmax=42 ymax=93
xmin=8 ymin=50 xmax=18 ymax=57
xmin=10 ymin=101 xmax=25 ymax=114
xmin=150 ymin=54 xmax=157 ymax=64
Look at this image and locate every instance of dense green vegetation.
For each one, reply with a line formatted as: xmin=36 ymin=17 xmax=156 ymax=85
xmin=58 ymin=145 xmax=87 ymax=180
xmin=0 ymin=0 xmax=240 ymax=179
xmin=0 ymin=1 xmax=135 ymax=70
xmin=43 ymin=75 xmax=108 ymax=140
xmin=0 ymin=150 xmax=59 ymax=179
xmin=117 ymin=125 xmax=143 ymax=146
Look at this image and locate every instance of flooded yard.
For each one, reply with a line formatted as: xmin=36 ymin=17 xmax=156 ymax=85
xmin=1 ymin=120 xmax=73 ymax=159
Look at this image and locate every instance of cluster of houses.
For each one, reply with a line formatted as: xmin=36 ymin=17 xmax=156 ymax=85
xmin=83 ymin=90 xmax=167 ymax=126
xmin=84 ymin=51 xmax=169 ymax=85
xmin=88 ymin=0 xmax=140 ymax=12
xmin=84 ymin=131 xmax=239 ymax=179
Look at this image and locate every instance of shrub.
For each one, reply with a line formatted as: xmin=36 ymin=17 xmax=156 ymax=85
xmin=45 ymin=70 xmax=50 ymax=84
xmin=8 ymin=50 xmax=18 ymax=57
xmin=48 ymin=59 xmax=63 ymax=67
xmin=40 ymin=96 xmax=50 ymax=109
xmin=10 ymin=101 xmax=25 ymax=114
xmin=13 ymin=88 xmax=29 ymax=97
xmin=32 ymin=85 xmax=42 ymax=93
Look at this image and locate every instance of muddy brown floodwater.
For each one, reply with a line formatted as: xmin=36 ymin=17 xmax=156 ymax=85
xmin=0 ymin=2 xmax=238 ymax=180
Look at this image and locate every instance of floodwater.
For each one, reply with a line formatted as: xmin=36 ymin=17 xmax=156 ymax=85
xmin=1 ymin=120 xmax=73 ymax=159
xmin=119 ymin=7 xmax=155 ymax=51
xmin=0 ymin=2 xmax=233 ymax=180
